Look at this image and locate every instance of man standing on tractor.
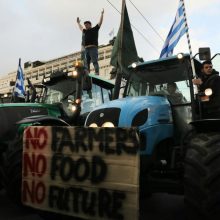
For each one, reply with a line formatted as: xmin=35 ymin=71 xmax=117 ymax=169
xmin=193 ymin=60 xmax=220 ymax=118
xmin=77 ymin=9 xmax=104 ymax=75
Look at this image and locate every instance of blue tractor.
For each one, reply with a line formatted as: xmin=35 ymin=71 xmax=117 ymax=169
xmin=85 ymin=53 xmax=220 ymax=220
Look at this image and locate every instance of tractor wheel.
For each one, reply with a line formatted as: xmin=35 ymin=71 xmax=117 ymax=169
xmin=1 ymin=135 xmax=23 ymax=205
xmin=184 ymin=132 xmax=220 ymax=220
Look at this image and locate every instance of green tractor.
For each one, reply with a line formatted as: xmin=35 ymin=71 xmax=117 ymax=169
xmin=84 ymin=51 xmax=220 ymax=219
xmin=0 ymin=62 xmax=114 ymax=204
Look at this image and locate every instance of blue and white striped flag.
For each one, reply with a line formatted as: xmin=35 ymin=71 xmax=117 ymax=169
xmin=14 ymin=58 xmax=25 ymax=98
xmin=160 ymin=0 xmax=188 ymax=58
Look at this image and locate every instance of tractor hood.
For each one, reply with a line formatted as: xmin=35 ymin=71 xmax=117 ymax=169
xmin=0 ymin=102 xmax=61 ymax=117
xmin=0 ymin=102 xmax=58 ymax=108
xmin=85 ymin=96 xmax=172 ymax=128
xmin=0 ymin=103 xmax=61 ymax=142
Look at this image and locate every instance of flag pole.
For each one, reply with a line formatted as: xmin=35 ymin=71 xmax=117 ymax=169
xmin=181 ymin=0 xmax=196 ymax=78
xmin=181 ymin=0 xmax=199 ymax=96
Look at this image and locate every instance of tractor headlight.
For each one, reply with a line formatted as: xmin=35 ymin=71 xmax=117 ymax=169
xmin=89 ymin=123 xmax=98 ymax=127
xmin=43 ymin=77 xmax=50 ymax=83
xmin=204 ymin=88 xmax=212 ymax=96
xmin=68 ymin=70 xmax=78 ymax=77
xmin=102 ymin=122 xmax=115 ymax=127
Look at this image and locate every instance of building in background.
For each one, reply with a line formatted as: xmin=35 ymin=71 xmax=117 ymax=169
xmin=0 ymin=43 xmax=113 ymax=96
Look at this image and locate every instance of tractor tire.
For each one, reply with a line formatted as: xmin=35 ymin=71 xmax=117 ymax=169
xmin=184 ymin=132 xmax=220 ymax=220
xmin=1 ymin=135 xmax=23 ymax=205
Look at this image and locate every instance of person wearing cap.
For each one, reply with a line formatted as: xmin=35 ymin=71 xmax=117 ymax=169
xmin=166 ymin=82 xmax=185 ymax=105
xmin=77 ymin=9 xmax=104 ymax=75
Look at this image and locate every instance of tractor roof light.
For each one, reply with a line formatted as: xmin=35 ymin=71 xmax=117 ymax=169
xmin=3 ymin=93 xmax=8 ymax=98
xmin=131 ymin=62 xmax=137 ymax=68
xmin=74 ymin=61 xmax=83 ymax=68
xmin=204 ymin=88 xmax=212 ymax=96
xmin=68 ymin=70 xmax=78 ymax=77
xmin=177 ymin=53 xmax=184 ymax=59
xmin=43 ymin=77 xmax=50 ymax=83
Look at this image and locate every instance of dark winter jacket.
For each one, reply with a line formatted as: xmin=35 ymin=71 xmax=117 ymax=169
xmin=199 ymin=71 xmax=220 ymax=114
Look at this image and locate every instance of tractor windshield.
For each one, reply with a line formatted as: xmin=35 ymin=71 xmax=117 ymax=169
xmin=41 ymin=77 xmax=77 ymax=118
xmin=127 ymin=76 xmax=190 ymax=105
xmin=44 ymin=79 xmax=76 ymax=104
xmin=81 ymin=85 xmax=111 ymax=114
xmin=81 ymin=74 xmax=115 ymax=114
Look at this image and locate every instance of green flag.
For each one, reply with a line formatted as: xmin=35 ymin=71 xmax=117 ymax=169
xmin=110 ymin=0 xmax=138 ymax=78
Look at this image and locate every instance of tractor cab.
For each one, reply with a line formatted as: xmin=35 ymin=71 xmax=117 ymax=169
xmin=41 ymin=70 xmax=114 ymax=124
xmin=126 ymin=54 xmax=202 ymax=138
xmin=40 ymin=68 xmax=81 ymax=123
xmin=23 ymin=63 xmax=114 ymax=125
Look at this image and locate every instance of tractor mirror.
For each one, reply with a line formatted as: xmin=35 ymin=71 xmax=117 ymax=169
xmin=198 ymin=47 xmax=211 ymax=60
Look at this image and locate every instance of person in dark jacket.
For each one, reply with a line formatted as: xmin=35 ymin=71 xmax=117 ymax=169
xmin=193 ymin=60 xmax=220 ymax=118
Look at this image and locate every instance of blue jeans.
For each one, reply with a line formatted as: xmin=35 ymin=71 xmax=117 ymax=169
xmin=85 ymin=47 xmax=99 ymax=74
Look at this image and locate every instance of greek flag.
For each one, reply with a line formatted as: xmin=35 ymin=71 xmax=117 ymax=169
xmin=160 ymin=0 xmax=187 ymax=58
xmin=14 ymin=58 xmax=25 ymax=98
